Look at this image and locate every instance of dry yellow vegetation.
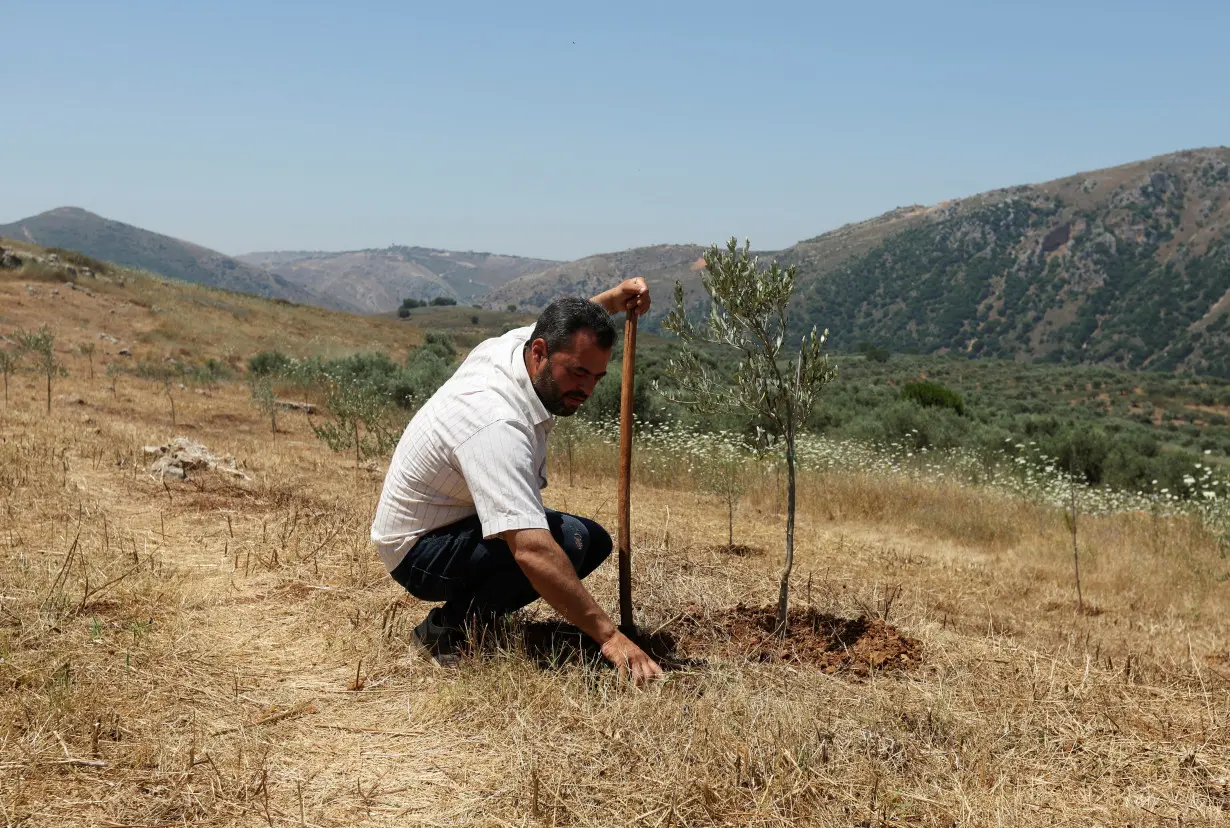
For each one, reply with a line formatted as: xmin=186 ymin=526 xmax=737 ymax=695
xmin=1 ymin=256 xmax=1229 ymax=826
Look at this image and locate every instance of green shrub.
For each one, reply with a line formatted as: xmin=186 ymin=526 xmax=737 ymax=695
xmin=326 ymin=351 xmax=417 ymax=408
xmin=848 ymin=400 xmax=969 ymax=451
xmin=248 ymin=336 xmax=461 ymax=412
xmin=46 ymin=247 xmax=111 ymax=274
xmin=1044 ymin=426 xmax=1113 ymax=484
xmin=187 ymin=358 xmax=235 ymax=385
xmin=19 ymin=261 xmax=74 ymax=283
xmin=418 ymin=332 xmax=457 ymax=362
xmin=430 ymin=296 xmax=457 ymax=306
xmin=248 ymin=350 xmax=292 ymax=376
xmin=403 ymin=334 xmax=459 ymax=402
xmin=856 ymin=341 xmax=891 ymax=362
xmin=901 ymin=380 xmax=965 ymax=415
xmin=133 ymin=360 xmax=182 ymax=382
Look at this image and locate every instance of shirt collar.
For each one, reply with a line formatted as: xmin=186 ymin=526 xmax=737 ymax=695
xmin=513 ymin=338 xmax=554 ymax=428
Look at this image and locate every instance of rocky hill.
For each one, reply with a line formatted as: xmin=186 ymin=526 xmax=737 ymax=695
xmin=237 ymin=247 xmax=560 ymax=313
xmin=489 ymin=147 xmax=1230 ymax=378
xmin=483 ymin=244 xmax=709 ymax=313
xmin=0 ymin=207 xmax=318 ymax=307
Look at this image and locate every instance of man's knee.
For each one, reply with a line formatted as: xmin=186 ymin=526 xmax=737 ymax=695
xmin=573 ymin=516 xmax=612 ymax=579
xmin=584 ymin=519 xmax=613 ymax=566
xmin=549 ymin=512 xmax=612 ymax=576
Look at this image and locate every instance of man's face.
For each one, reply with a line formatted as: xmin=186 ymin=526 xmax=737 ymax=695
xmin=528 ymin=329 xmax=611 ymax=417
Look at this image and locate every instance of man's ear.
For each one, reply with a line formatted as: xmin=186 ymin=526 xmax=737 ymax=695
xmin=528 ymin=338 xmax=549 ymax=365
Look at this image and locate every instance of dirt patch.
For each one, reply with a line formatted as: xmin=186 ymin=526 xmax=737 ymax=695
xmin=679 ymin=604 xmax=923 ymax=675
xmin=516 ymin=620 xmax=700 ymax=672
xmin=509 ymin=606 xmax=922 ymax=677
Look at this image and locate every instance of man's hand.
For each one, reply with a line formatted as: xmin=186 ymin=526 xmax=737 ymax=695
xmin=504 ymin=528 xmax=664 ymax=687
xmin=600 ymin=629 xmax=664 ymax=687
xmin=592 ymin=278 xmax=651 ymax=317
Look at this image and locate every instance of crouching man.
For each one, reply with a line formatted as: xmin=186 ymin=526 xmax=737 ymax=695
xmin=370 ymin=280 xmax=663 ymax=685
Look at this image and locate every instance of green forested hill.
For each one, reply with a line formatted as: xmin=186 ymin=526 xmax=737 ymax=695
xmin=788 ymin=147 xmax=1230 ymax=375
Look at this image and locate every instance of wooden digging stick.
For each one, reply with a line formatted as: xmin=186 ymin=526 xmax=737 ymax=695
xmin=617 ymin=307 xmax=638 ymax=631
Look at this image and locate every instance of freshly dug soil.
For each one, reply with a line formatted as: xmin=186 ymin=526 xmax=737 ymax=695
xmin=517 ymin=620 xmax=698 ymax=672
xmin=679 ymin=603 xmax=923 ymax=675
xmin=510 ymin=605 xmax=921 ymax=677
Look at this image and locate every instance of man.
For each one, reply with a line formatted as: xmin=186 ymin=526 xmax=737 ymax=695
xmin=370 ymin=279 xmax=663 ymax=685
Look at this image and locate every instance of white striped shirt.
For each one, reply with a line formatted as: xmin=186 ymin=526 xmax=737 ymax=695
xmin=370 ymin=325 xmax=554 ymax=572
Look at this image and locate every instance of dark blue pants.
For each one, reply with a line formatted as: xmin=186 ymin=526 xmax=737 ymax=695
xmin=390 ymin=510 xmax=613 ymax=625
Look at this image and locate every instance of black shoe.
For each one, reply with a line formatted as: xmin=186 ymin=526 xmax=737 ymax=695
xmin=412 ymin=607 xmax=469 ymax=666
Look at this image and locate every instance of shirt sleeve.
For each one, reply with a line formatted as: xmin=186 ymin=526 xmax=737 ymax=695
xmin=453 ymin=419 xmax=549 ymax=539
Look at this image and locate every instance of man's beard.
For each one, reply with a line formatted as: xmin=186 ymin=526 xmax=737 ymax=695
xmin=531 ymin=358 xmax=583 ymax=417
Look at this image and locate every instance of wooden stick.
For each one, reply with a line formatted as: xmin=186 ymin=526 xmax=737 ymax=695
xmin=617 ymin=310 xmax=638 ymax=629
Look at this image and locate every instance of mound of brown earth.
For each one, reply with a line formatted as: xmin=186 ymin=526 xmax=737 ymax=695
xmin=504 ymin=605 xmax=921 ymax=677
xmin=680 ymin=604 xmax=922 ymax=674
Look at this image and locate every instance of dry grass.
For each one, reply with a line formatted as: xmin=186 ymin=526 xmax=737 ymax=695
xmin=2 ymin=265 xmax=1230 ymax=826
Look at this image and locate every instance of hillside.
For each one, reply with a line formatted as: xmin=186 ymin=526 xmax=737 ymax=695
xmin=0 ymin=207 xmax=319 ymax=307
xmin=0 ymin=238 xmax=449 ymax=373
xmin=490 ymin=148 xmax=1230 ymax=378
xmin=483 ymin=243 xmax=708 ymax=312
xmin=237 ymin=246 xmax=560 ymax=313
xmin=790 ymin=146 xmax=1230 ymax=376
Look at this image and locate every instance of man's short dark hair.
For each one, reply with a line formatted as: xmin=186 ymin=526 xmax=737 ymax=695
xmin=529 ymin=296 xmax=617 ymax=353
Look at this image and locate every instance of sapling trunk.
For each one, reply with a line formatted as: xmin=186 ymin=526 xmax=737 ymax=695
xmin=164 ymin=379 xmax=176 ymax=425
xmin=0 ymin=354 xmax=12 ymax=409
xmin=1069 ymin=466 xmax=1084 ymax=613
xmin=776 ymin=429 xmax=797 ymax=635
xmin=46 ymin=373 xmax=52 ymax=414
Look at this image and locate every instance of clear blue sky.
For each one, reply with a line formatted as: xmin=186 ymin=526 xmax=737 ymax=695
xmin=5 ymin=0 xmax=1228 ymax=261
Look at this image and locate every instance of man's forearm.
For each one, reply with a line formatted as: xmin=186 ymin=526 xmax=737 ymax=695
xmin=590 ymin=277 xmax=649 ymax=317
xmin=509 ymin=532 xmax=618 ymax=644
xmin=589 ymin=288 xmax=620 ymax=315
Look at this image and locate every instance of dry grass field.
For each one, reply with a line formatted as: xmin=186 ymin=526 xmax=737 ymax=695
xmin=2 ymin=258 xmax=1229 ymax=826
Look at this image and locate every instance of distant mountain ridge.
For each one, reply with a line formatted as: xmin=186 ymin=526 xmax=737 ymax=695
xmin=0 ymin=207 xmax=317 ymax=306
xmin=483 ymin=244 xmax=709 ymax=313
xmin=236 ymin=247 xmax=559 ymax=314
xmin=11 ymin=147 xmax=1230 ymax=377
xmin=488 ymin=147 xmax=1230 ymax=378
